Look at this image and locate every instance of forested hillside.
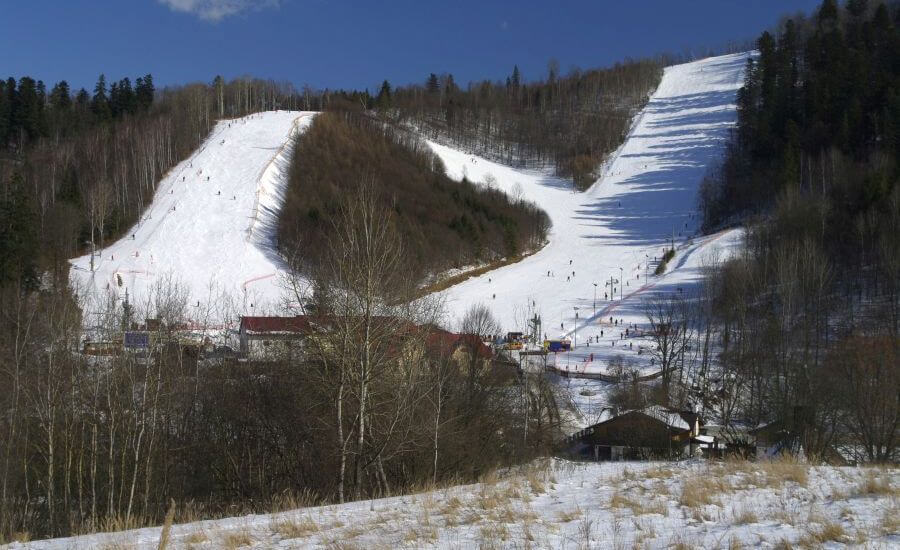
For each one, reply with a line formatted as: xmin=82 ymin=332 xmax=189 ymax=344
xmin=0 ymin=74 xmax=304 ymax=288
xmin=278 ymin=111 xmax=550 ymax=280
xmin=694 ymin=0 xmax=899 ymax=460
xmin=380 ymin=59 xmax=663 ymax=189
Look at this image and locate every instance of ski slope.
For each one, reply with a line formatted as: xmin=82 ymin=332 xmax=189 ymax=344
xmin=70 ymin=111 xmax=315 ymax=321
xmin=429 ymin=53 xmax=749 ymax=376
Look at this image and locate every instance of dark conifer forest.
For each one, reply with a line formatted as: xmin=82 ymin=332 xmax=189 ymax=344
xmin=695 ymin=0 xmax=899 ymax=460
xmin=0 ymin=74 xmax=305 ymax=287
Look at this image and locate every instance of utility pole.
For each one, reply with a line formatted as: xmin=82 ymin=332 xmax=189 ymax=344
xmin=592 ymin=283 xmax=598 ymax=316
xmin=619 ymin=267 xmax=624 ymax=300
xmin=572 ymin=306 xmax=579 ymax=349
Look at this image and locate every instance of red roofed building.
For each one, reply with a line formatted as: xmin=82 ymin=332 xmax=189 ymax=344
xmin=425 ymin=327 xmax=494 ymax=370
xmin=239 ymin=316 xmax=313 ymax=360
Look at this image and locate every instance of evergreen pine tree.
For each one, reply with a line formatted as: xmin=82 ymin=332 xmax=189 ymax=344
xmin=135 ymin=74 xmax=155 ymax=111
xmin=91 ymin=74 xmax=111 ymax=121
xmin=818 ymin=0 xmax=839 ymax=26
xmin=0 ymin=171 xmax=39 ymax=287
xmin=50 ymin=81 xmax=72 ymax=111
xmin=376 ymin=80 xmax=392 ymax=110
xmin=118 ymin=77 xmax=136 ymax=115
xmin=846 ymin=0 xmax=867 ymax=18
xmin=426 ymin=73 xmax=440 ymax=95
xmin=0 ymin=79 xmax=8 ymax=148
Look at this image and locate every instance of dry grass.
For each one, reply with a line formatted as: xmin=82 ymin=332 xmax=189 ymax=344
xmin=611 ymin=491 xmax=667 ymax=517
xmin=880 ymin=504 xmax=900 ymax=535
xmin=3 ymin=531 xmax=30 ymax=543
xmin=478 ymin=522 xmax=510 ymax=544
xmin=221 ymin=529 xmax=253 ymax=549
xmin=732 ymin=504 xmax=758 ymax=525
xmin=269 ymin=488 xmax=321 ymax=513
xmin=556 ymin=506 xmax=583 ymax=523
xmin=272 ymin=516 xmax=320 ymax=539
xmin=728 ymin=535 xmax=744 ymax=550
xmin=801 ymin=520 xmax=847 ymax=545
xmin=759 ymin=457 xmax=808 ymax=488
xmin=855 ymin=470 xmax=895 ymax=496
xmin=478 ymin=488 xmax=506 ymax=512
xmin=669 ymin=532 xmax=695 ymax=550
xmin=643 ymin=466 xmax=675 ymax=480
xmin=184 ymin=530 xmax=208 ymax=544
xmin=156 ymin=499 xmax=176 ymax=550
xmin=678 ymin=481 xmax=715 ymax=508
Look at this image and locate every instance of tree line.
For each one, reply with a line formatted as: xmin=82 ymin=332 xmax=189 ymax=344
xmin=0 ymin=186 xmax=562 ymax=542
xmin=0 ymin=73 xmax=309 ymax=289
xmin=278 ymin=111 xmax=550 ymax=281
xmin=684 ymin=0 xmax=900 ymax=462
xmin=370 ymin=59 xmax=663 ymax=189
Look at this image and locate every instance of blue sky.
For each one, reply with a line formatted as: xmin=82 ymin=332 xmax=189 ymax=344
xmin=3 ymin=1 xmax=823 ymax=93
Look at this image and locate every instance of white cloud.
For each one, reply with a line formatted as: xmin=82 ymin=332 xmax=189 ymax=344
xmin=158 ymin=0 xmax=280 ymax=22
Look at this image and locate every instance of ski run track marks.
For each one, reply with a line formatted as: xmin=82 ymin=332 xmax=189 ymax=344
xmin=427 ymin=53 xmax=749 ymax=384
xmin=70 ymin=111 xmax=316 ymax=323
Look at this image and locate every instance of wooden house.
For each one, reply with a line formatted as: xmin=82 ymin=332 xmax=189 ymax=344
xmin=567 ymin=406 xmax=703 ymax=461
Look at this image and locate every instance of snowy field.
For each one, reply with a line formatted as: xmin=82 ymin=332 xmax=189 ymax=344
xmin=10 ymin=459 xmax=897 ymax=549
xmin=70 ymin=111 xmax=316 ymax=323
xmin=429 ymin=53 xmax=749 ymax=378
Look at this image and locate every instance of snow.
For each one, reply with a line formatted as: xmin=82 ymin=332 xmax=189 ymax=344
xmin=13 ymin=459 xmax=897 ymax=549
xmin=428 ymin=53 xmax=750 ymax=382
xmin=69 ymin=111 xmax=316 ymax=322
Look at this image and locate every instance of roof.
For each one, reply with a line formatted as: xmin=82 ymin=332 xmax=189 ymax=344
xmin=425 ymin=327 xmax=493 ymax=359
xmin=240 ymin=316 xmax=312 ymax=334
xmin=583 ymin=406 xmax=699 ymax=433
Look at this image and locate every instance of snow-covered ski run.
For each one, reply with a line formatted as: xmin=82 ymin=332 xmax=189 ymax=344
xmin=70 ymin=111 xmax=315 ymax=322
xmin=69 ymin=53 xmax=748 ymax=383
xmin=428 ymin=52 xmax=749 ymax=379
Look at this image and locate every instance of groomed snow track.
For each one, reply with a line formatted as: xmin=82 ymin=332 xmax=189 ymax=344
xmin=70 ymin=111 xmax=316 ymax=322
xmin=427 ymin=53 xmax=749 ymax=379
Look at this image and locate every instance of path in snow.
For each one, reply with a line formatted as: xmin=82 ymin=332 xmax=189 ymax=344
xmin=70 ymin=111 xmax=316 ymax=323
xmin=429 ymin=53 xmax=749 ymax=382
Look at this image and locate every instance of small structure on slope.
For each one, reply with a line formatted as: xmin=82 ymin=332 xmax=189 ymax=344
xmin=566 ymin=405 xmax=704 ymax=461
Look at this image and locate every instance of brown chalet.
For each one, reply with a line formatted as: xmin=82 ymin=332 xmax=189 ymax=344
xmin=567 ymin=406 xmax=704 ymax=461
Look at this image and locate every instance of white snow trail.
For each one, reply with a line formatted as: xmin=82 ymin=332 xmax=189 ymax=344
xmin=428 ymin=53 xmax=749 ymax=379
xmin=69 ymin=111 xmax=316 ymax=323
